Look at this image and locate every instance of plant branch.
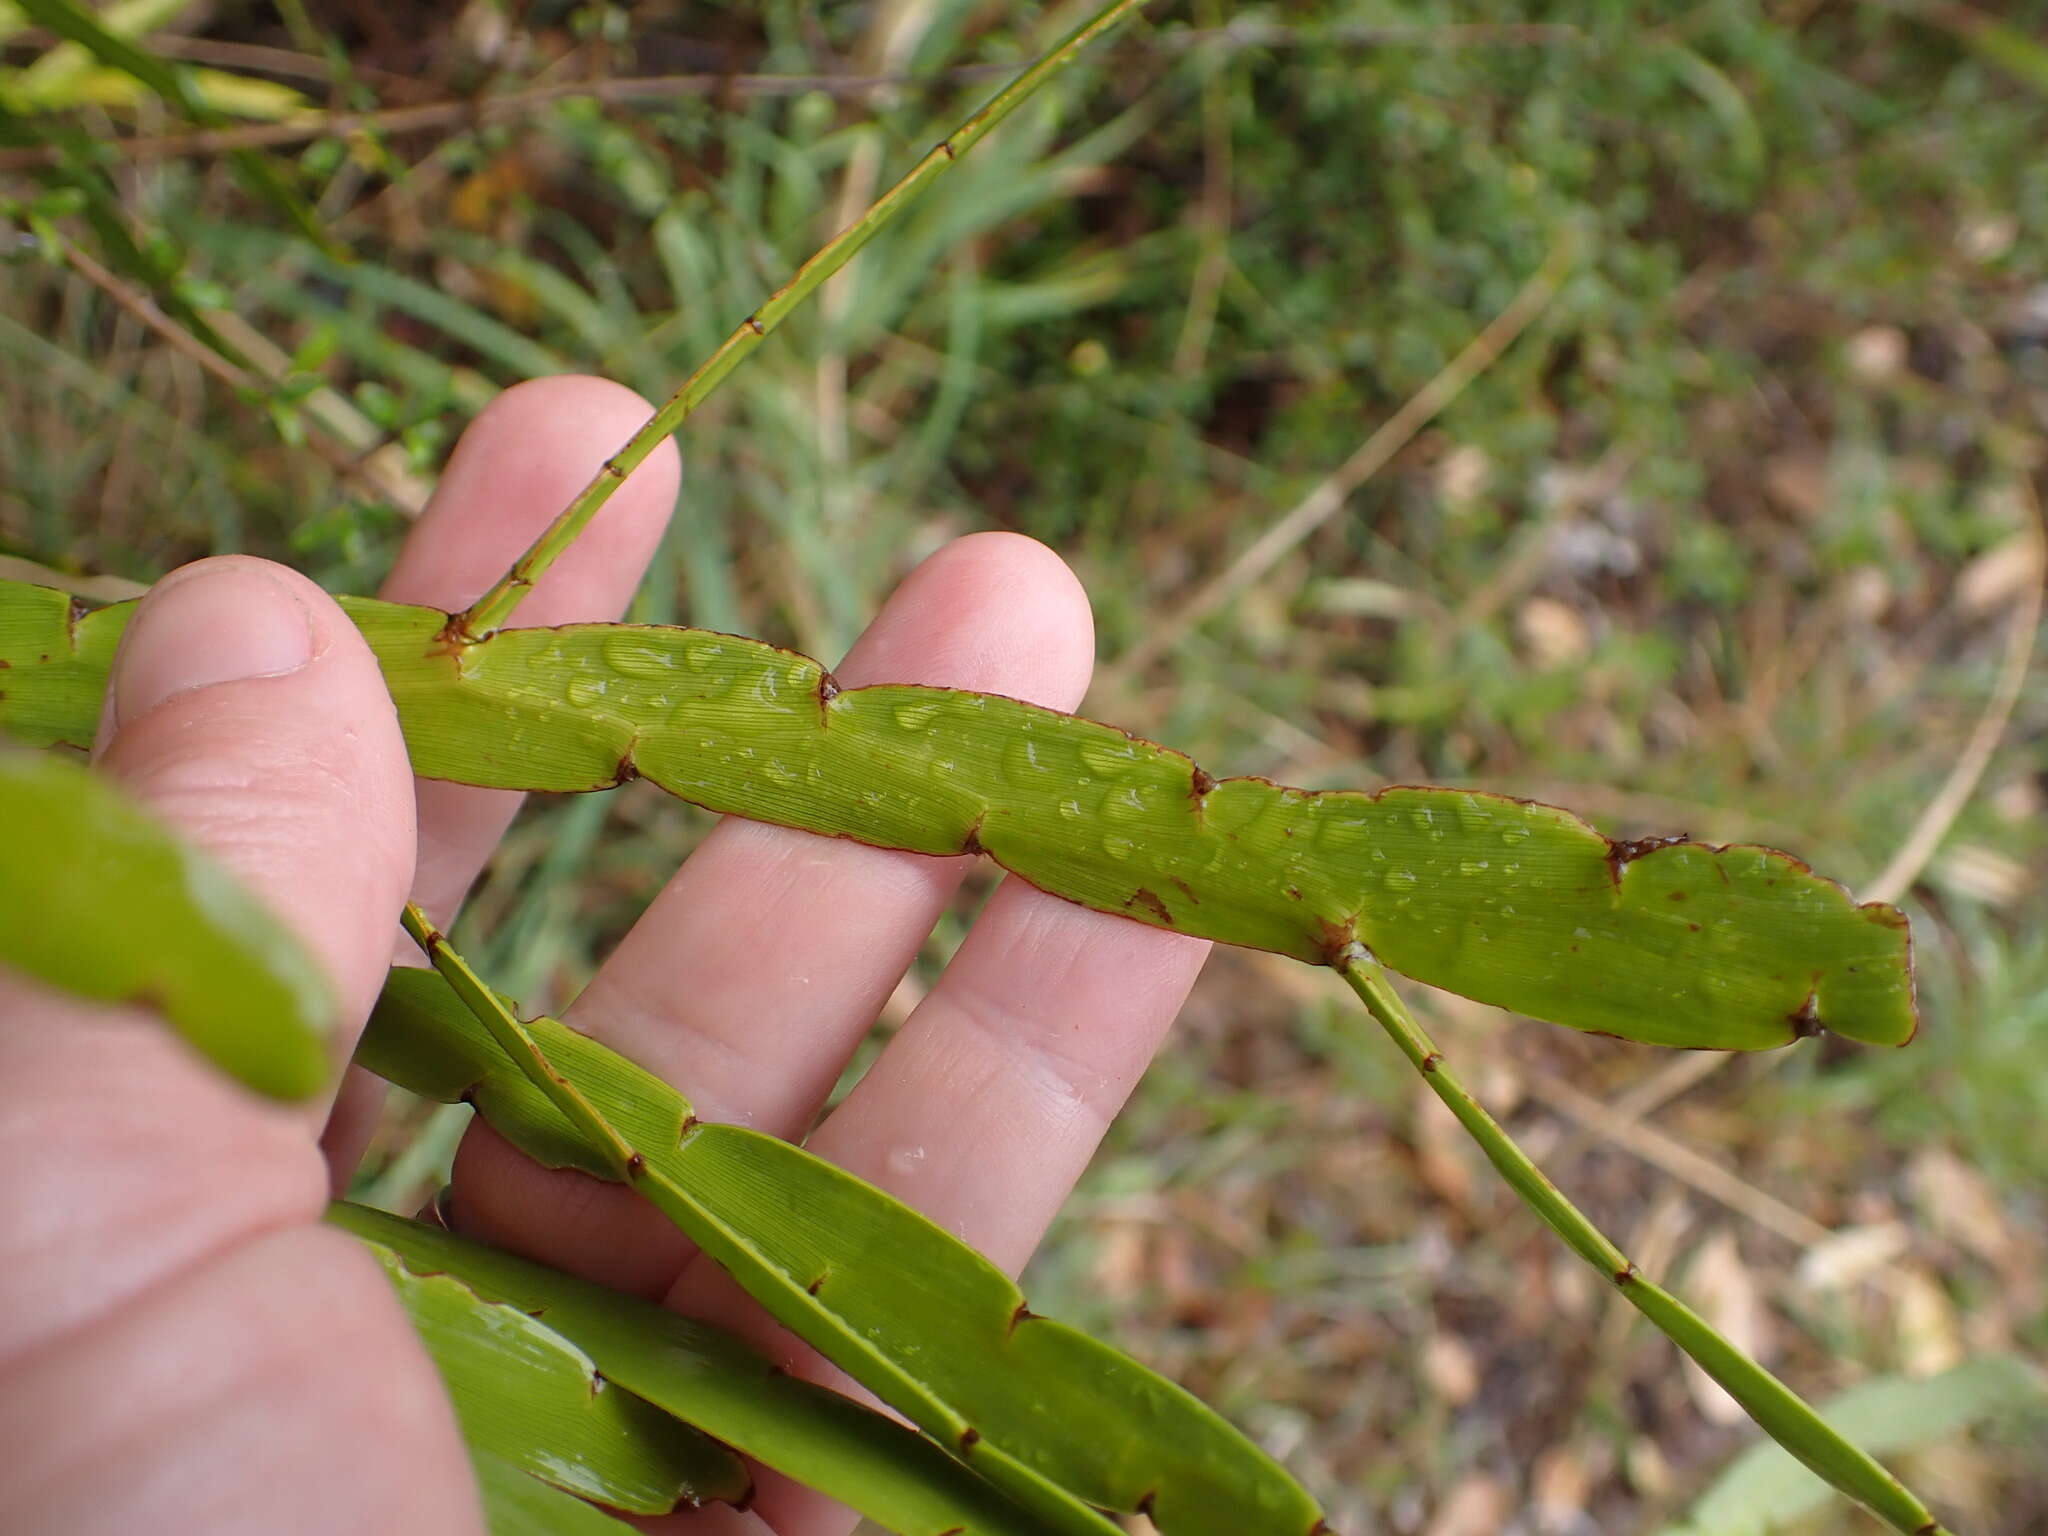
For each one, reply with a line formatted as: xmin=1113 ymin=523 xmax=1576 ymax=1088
xmin=398 ymin=904 xmax=637 ymax=1176
xmin=455 ymin=0 xmax=1148 ymax=641
xmin=1334 ymin=949 xmax=1948 ymax=1536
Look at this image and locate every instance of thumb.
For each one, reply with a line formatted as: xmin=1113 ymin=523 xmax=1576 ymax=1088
xmin=96 ymin=555 xmax=417 ymax=1066
xmin=0 ymin=559 xmax=475 ymax=1532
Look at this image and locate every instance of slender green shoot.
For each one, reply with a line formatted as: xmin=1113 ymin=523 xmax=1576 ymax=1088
xmin=1334 ymin=945 xmax=1949 ymax=1536
xmin=398 ymin=903 xmax=636 ymax=1176
xmin=455 ymin=0 xmax=1146 ymax=639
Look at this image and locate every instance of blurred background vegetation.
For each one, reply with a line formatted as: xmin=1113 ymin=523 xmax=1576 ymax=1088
xmin=2 ymin=1 xmax=2045 ymax=1532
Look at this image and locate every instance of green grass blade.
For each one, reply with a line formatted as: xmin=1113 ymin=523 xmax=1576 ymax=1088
xmin=469 ymin=1446 xmax=640 ymax=1536
xmin=357 ymin=963 xmax=1326 ymax=1536
xmin=0 ymin=581 xmax=1918 ymax=1050
xmin=456 ymin=0 xmax=1147 ymax=638
xmin=0 ymin=748 xmax=332 ymax=1099
xmin=12 ymin=0 xmax=337 ymax=256
xmin=360 ymin=1236 xmax=749 ymax=1515
xmin=331 ymin=1202 xmax=1121 ymax=1536
xmin=1659 ymin=1355 xmax=2048 ymax=1536
xmin=1337 ymin=954 xmax=1949 ymax=1536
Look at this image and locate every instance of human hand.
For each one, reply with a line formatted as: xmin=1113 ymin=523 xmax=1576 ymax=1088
xmin=0 ymin=376 xmax=1211 ymax=1535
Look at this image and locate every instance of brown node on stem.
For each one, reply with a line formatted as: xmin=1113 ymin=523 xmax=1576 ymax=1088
xmin=957 ymin=1427 xmax=981 ymax=1452
xmin=1312 ymin=915 xmax=1360 ymax=966
xmin=1789 ymin=989 xmax=1824 ymax=1039
xmin=1605 ymin=832 xmax=1692 ymax=886
xmin=1613 ymin=1261 xmax=1639 ymax=1288
xmin=1007 ymin=1302 xmax=1038 ymax=1335
xmin=1189 ymin=764 xmax=1218 ymax=799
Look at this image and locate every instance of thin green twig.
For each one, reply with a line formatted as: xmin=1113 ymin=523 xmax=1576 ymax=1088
xmin=398 ymin=904 xmax=637 ymax=1176
xmin=1334 ymin=947 xmax=1949 ymax=1536
xmin=455 ymin=0 xmax=1146 ymax=640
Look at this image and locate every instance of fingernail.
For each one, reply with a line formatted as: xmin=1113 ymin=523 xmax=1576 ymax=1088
xmin=114 ymin=562 xmax=317 ymax=727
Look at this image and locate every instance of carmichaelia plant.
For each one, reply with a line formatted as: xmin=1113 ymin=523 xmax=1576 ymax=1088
xmin=0 ymin=5 xmax=1949 ymax=1534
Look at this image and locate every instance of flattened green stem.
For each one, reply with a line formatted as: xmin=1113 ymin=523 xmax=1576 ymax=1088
xmin=0 ymin=750 xmax=333 ymax=1099
xmin=456 ymin=0 xmax=1145 ymax=639
xmin=359 ymin=962 xmax=1325 ymax=1536
xmin=361 ymin=1237 xmax=749 ymax=1513
xmin=335 ymin=1203 xmax=1114 ymax=1536
xmin=1335 ymin=948 xmax=1949 ymax=1536
xmin=0 ymin=581 xmax=1920 ymax=1052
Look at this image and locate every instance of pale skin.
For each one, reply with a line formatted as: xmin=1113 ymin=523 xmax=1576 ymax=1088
xmin=0 ymin=375 xmax=1209 ymax=1534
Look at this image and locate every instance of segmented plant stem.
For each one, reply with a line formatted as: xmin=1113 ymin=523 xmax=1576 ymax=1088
xmin=1335 ymin=949 xmax=1948 ymax=1536
xmin=398 ymin=903 xmax=637 ymax=1176
xmin=456 ymin=0 xmax=1147 ymax=639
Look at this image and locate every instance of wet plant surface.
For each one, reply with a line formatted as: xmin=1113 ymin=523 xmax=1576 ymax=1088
xmin=3 ymin=3 xmax=2045 ymax=1532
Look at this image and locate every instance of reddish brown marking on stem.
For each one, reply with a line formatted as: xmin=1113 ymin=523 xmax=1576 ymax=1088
xmin=806 ymin=1274 xmax=826 ymax=1296
xmin=1916 ymin=1521 xmax=1940 ymax=1535
xmin=1136 ymin=1491 xmax=1158 ymax=1518
xmin=1789 ymin=989 xmax=1824 ymax=1039
xmin=817 ymin=670 xmax=841 ymax=704
xmin=960 ymin=816 xmax=986 ymax=858
xmin=1285 ymin=884 xmax=1304 ymax=900
xmin=1667 ymin=889 xmax=1688 ymax=901
xmin=745 ymin=315 xmax=766 ymax=335
xmin=958 ymin=1427 xmax=980 ymax=1452
xmin=612 ymin=750 xmax=640 ymax=786
xmin=589 ymin=1368 xmax=606 ymax=1398
xmin=1605 ymin=832 xmax=1692 ymax=887
xmin=0 ymin=657 xmax=11 ymax=668
xmin=601 ymin=459 xmax=626 ymax=481
xmin=1418 ymin=1051 xmax=1443 ymax=1074
xmin=1127 ymin=887 xmax=1173 ymax=924
xmin=625 ymin=1151 xmax=647 ymax=1178
xmin=1007 ymin=1302 xmax=1038 ymax=1335
xmin=937 ymin=138 xmax=957 ymax=160
xmin=1312 ymin=915 xmax=1358 ymax=966
xmin=1613 ymin=1261 xmax=1639 ymax=1288
xmin=1190 ymin=764 xmax=1217 ymax=798
xmin=1169 ymin=875 xmax=1201 ymax=906
xmin=678 ymin=1114 xmax=700 ymax=1141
